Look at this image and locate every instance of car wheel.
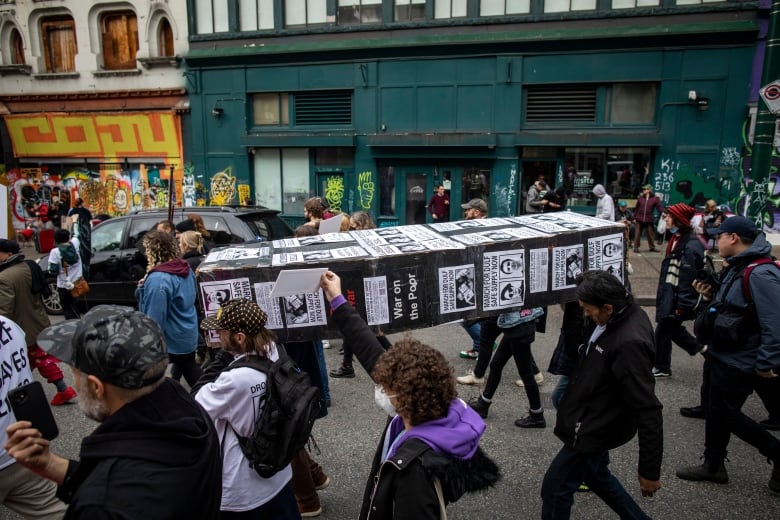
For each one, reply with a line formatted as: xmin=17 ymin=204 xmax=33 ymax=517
xmin=42 ymin=282 xmax=63 ymax=315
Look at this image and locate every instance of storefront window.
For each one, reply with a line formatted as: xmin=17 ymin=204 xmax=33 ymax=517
xmin=379 ymin=166 xmax=396 ymax=217
xmin=462 ymin=168 xmax=490 ymax=204
xmin=565 ymin=147 xmax=651 ymax=212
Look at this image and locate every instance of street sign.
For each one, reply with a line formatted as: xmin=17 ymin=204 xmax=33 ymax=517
xmin=759 ymin=81 xmax=780 ymax=114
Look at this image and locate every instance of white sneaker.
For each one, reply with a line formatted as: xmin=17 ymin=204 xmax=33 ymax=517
xmin=515 ymin=373 xmax=545 ymax=388
xmin=321 ymin=339 xmax=331 ymax=349
xmin=457 ymin=372 xmax=485 ymax=385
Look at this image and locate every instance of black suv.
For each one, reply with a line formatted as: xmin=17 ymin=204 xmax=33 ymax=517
xmin=40 ymin=206 xmax=293 ymax=314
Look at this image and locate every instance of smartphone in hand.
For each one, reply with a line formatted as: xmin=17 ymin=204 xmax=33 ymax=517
xmin=8 ymin=381 xmax=60 ymax=441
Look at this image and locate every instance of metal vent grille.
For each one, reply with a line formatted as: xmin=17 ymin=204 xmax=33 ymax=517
xmin=526 ymin=87 xmax=597 ymax=122
xmin=294 ymin=91 xmax=353 ymax=126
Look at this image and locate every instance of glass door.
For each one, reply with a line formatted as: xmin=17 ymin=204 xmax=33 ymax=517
xmin=405 ymin=172 xmax=429 ymax=225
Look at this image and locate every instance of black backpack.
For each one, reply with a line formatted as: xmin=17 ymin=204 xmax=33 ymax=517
xmin=226 ymin=346 xmax=322 ymax=478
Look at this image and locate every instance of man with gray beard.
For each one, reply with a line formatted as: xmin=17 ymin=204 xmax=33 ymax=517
xmin=4 ymin=306 xmax=222 ymax=519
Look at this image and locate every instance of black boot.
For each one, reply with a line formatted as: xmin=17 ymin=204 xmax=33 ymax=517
xmin=514 ymin=410 xmax=546 ymax=429
xmin=329 ymin=364 xmax=355 ymax=378
xmin=770 ymin=461 xmax=780 ymax=493
xmin=468 ymin=396 xmax=491 ymax=419
xmin=676 ymin=459 xmax=728 ymax=484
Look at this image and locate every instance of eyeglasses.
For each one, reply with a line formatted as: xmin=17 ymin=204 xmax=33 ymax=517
xmin=717 ymin=232 xmax=734 ymax=240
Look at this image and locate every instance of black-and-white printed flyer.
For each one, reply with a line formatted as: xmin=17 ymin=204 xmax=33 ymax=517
xmin=482 ymin=249 xmax=525 ymax=310
xmin=529 ymin=248 xmax=549 ymax=293
xmin=587 ymin=233 xmax=624 ymax=282
xmin=551 ymin=245 xmax=584 ymax=290
xmin=439 ymin=264 xmax=477 ymax=314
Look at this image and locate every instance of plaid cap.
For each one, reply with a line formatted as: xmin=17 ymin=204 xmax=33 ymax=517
xmin=37 ymin=305 xmax=168 ymax=389
xmin=201 ymin=298 xmax=268 ymax=335
xmin=461 ymin=198 xmax=488 ymax=212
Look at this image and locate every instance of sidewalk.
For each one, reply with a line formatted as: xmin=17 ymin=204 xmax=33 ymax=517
xmin=630 ymin=233 xmax=780 ymax=306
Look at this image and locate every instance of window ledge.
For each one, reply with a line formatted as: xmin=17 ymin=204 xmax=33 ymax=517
xmin=92 ymin=68 xmax=143 ymax=78
xmin=0 ymin=64 xmax=32 ymax=76
xmin=33 ymin=71 xmax=80 ymax=80
xmin=138 ymin=56 xmax=181 ymax=69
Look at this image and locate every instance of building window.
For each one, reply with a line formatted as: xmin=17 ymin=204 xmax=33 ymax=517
xmin=41 ymin=16 xmax=77 ymax=73
xmin=196 ymin=0 xmax=230 ymax=34
xmin=676 ymin=0 xmax=726 ymax=4
xmin=101 ymin=11 xmax=138 ymax=70
xmin=609 ymin=83 xmax=657 ymax=124
xmin=481 ymin=0 xmax=531 ymax=15
xmin=157 ymin=18 xmax=174 ymax=57
xmin=395 ymin=0 xmax=426 ymax=21
xmin=435 ymin=0 xmax=468 ymax=18
xmin=338 ymin=0 xmax=383 ymax=25
xmin=253 ymin=93 xmax=290 ymax=126
xmin=285 ymin=0 xmax=327 ymax=27
xmin=612 ymin=0 xmax=659 ymax=8
xmin=544 ymin=0 xmax=597 ymax=13
xmin=11 ymin=28 xmax=25 ymax=65
xmin=240 ymin=0 xmax=275 ymax=31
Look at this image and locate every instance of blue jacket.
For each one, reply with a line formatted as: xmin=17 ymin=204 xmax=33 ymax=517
xmin=710 ymin=234 xmax=780 ymax=372
xmin=136 ymin=260 xmax=198 ymax=355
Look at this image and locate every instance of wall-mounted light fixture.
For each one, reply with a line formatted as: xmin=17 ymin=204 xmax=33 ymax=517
xmin=688 ymin=90 xmax=710 ymax=111
xmin=211 ymin=106 xmax=224 ymax=118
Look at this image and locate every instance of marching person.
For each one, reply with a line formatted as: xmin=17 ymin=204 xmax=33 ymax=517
xmin=677 ymin=216 xmax=780 ymax=492
xmin=320 ymin=271 xmax=500 ymax=519
xmin=47 ymin=230 xmax=83 ymax=320
xmin=5 ymin=306 xmax=222 ymax=519
xmin=541 ymin=270 xmax=662 ymax=519
xmin=193 ymin=298 xmax=301 ymax=518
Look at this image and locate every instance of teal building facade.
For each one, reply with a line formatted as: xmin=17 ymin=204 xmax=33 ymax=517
xmin=184 ymin=1 xmax=765 ymax=228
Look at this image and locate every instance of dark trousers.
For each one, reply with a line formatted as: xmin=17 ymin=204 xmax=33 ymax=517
xmin=168 ymin=352 xmax=203 ymax=388
xmin=482 ymin=335 xmax=541 ymax=411
xmin=58 ymin=288 xmax=80 ymax=320
xmin=541 ymin=446 xmax=652 ymax=520
xmin=219 ymin=483 xmax=300 ymax=519
xmin=634 ymin=222 xmax=656 ymax=250
xmin=654 ymin=317 xmax=700 ymax=373
xmin=755 ymin=376 xmax=780 ymax=421
xmin=704 ymin=357 xmax=780 ymax=464
xmin=474 ymin=318 xmax=540 ymax=380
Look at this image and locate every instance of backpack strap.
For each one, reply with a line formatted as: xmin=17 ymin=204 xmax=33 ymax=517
xmin=741 ymin=257 xmax=780 ymax=302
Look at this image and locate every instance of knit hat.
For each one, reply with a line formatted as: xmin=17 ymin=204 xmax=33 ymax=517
xmin=37 ymin=305 xmax=168 ymax=389
xmin=201 ymin=298 xmax=268 ymax=335
xmin=666 ymin=203 xmax=695 ymax=229
xmin=0 ymin=239 xmax=20 ymax=255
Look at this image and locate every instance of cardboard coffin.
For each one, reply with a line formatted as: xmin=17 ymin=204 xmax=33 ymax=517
xmin=197 ymin=212 xmax=626 ymax=341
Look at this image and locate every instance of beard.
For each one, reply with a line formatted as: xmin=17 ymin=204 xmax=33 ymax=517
xmin=78 ymin=385 xmax=110 ymax=422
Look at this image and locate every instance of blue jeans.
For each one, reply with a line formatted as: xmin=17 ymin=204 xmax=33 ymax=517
xmin=314 ymin=340 xmax=331 ymax=402
xmin=541 ymin=446 xmax=652 ymax=520
xmin=551 ymin=375 xmax=570 ymax=410
xmin=461 ymin=320 xmax=481 ymax=351
xmin=219 ymin=483 xmax=300 ymax=519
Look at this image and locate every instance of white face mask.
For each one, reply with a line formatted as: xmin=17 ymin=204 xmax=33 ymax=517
xmin=374 ymin=386 xmax=397 ymax=416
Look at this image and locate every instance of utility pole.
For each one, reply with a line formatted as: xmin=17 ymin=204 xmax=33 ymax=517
xmin=749 ymin=0 xmax=780 ymax=227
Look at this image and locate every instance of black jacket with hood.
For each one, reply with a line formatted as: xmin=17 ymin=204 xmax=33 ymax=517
xmin=331 ymin=301 xmax=499 ymax=520
xmin=554 ymin=300 xmax=663 ymax=481
xmin=57 ymin=380 xmax=222 ymax=519
xmin=655 ymin=232 xmax=704 ymax=322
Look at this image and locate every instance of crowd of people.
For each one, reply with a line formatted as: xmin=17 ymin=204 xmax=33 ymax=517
xmin=0 ymin=189 xmax=778 ymax=520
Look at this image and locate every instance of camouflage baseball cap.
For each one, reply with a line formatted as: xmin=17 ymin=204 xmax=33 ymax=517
xmin=201 ymin=298 xmax=268 ymax=335
xmin=37 ymin=305 xmax=168 ymax=389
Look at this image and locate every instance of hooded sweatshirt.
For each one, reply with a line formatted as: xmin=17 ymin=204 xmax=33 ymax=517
xmin=58 ymin=380 xmax=222 ymax=519
xmin=135 ymin=259 xmax=198 ymax=355
xmin=591 ymin=184 xmax=615 ymax=221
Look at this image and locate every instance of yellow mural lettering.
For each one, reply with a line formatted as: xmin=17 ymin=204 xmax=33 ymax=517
xmin=238 ymin=184 xmax=251 ymax=205
xmin=325 ymin=177 xmax=345 ymax=212
xmin=357 ymin=171 xmax=375 ymax=209
xmin=210 ymin=167 xmax=236 ymax=206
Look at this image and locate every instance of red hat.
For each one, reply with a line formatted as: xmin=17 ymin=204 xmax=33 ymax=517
xmin=666 ymin=203 xmax=695 ymax=229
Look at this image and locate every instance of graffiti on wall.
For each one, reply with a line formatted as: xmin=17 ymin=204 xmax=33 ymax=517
xmin=649 ymin=112 xmax=780 ymax=232
xmin=357 ymin=171 xmax=375 ymax=209
xmin=5 ymin=165 xmax=177 ymax=230
xmin=324 ymin=176 xmax=345 ymax=213
xmin=209 ymin=167 xmax=237 ymax=206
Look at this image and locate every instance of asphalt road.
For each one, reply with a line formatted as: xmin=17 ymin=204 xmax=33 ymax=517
xmin=4 ymin=306 xmax=780 ymax=519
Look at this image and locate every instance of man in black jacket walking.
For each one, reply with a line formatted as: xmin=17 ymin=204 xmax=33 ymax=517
xmin=5 ymin=305 xmax=222 ymax=520
xmin=541 ymin=270 xmax=662 ymax=519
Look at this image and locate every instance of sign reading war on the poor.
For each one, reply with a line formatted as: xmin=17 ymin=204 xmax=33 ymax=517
xmin=197 ymin=212 xmax=626 ymax=341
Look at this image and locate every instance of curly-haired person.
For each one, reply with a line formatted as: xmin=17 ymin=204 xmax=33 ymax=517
xmin=136 ymin=230 xmax=202 ymax=386
xmin=320 ymin=271 xmax=500 ymax=520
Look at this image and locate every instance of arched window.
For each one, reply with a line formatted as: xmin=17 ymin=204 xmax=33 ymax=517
xmin=100 ymin=10 xmax=138 ymax=70
xmin=11 ymin=28 xmax=25 ymax=65
xmin=41 ymin=15 xmax=77 ymax=72
xmin=157 ymin=18 xmax=174 ymax=57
